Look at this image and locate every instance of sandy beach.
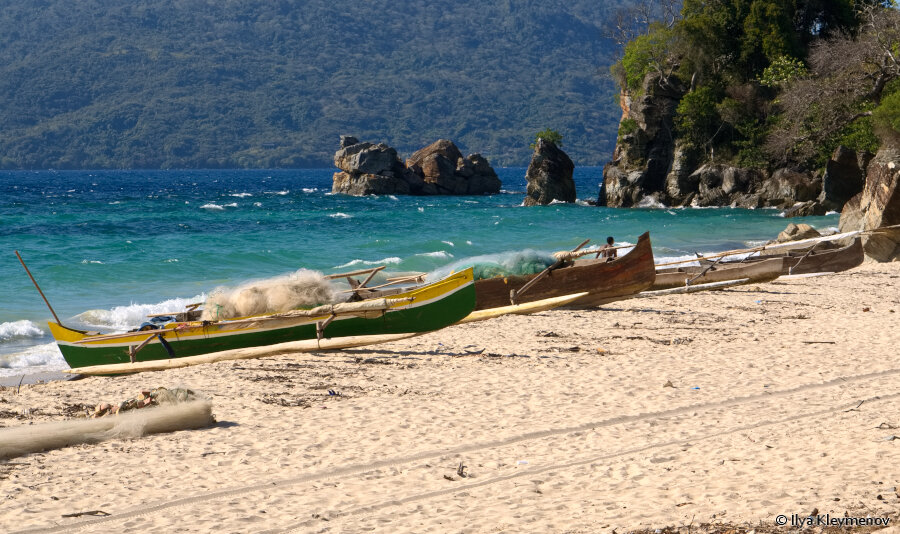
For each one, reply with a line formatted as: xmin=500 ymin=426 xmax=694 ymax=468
xmin=2 ymin=261 xmax=899 ymax=533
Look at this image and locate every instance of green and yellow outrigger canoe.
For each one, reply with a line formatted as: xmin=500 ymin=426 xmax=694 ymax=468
xmin=49 ymin=268 xmax=475 ymax=369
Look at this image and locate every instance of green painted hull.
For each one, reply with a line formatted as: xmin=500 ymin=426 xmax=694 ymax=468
xmin=54 ymin=281 xmax=474 ymax=369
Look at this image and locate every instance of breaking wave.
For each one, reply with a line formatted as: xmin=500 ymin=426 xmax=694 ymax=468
xmin=334 ymin=257 xmax=403 ymax=269
xmin=74 ymin=296 xmax=205 ymax=331
xmin=0 ymin=321 xmax=45 ymax=344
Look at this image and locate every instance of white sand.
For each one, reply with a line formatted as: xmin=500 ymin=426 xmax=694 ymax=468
xmin=1 ymin=262 xmax=899 ymax=533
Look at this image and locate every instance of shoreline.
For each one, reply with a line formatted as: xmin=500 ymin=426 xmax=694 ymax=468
xmin=2 ymin=261 xmax=899 ymax=532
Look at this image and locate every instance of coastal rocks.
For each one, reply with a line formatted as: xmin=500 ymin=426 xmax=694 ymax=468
xmin=332 ymin=137 xmax=499 ymax=196
xmin=600 ymin=73 xmax=685 ymax=207
xmin=760 ymin=169 xmax=821 ymax=204
xmin=819 ymin=146 xmax=870 ymax=212
xmin=839 ymin=148 xmax=900 ymax=261
xmin=406 ymin=139 xmax=501 ymax=195
xmin=775 ymin=223 xmax=821 ymax=243
xmin=332 ymin=171 xmax=413 ymax=196
xmin=332 ymin=139 xmax=417 ymax=195
xmin=524 ymin=138 xmax=575 ymax=206
xmin=601 ymin=74 xmax=863 ymax=211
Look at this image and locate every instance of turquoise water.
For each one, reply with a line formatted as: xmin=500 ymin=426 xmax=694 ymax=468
xmin=0 ymin=168 xmax=839 ymax=374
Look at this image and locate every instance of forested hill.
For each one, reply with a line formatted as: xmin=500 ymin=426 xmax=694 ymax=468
xmin=0 ymin=0 xmax=624 ymax=170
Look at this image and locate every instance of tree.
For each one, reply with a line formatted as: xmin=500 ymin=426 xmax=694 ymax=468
xmin=616 ymin=24 xmax=680 ymax=93
xmin=603 ymin=0 xmax=681 ymax=47
xmin=675 ymin=85 xmax=723 ymax=153
xmin=531 ymin=128 xmax=563 ymax=148
xmin=765 ymin=4 xmax=900 ymax=164
xmin=873 ymin=89 xmax=900 ymax=146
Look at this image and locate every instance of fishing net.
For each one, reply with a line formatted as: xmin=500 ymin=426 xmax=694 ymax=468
xmin=201 ymin=269 xmax=338 ymax=321
xmin=431 ymin=250 xmax=555 ymax=281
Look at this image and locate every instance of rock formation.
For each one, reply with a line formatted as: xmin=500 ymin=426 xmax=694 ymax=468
xmin=818 ymin=146 xmax=871 ymax=212
xmin=774 ymin=223 xmax=821 ymax=243
xmin=839 ymin=148 xmax=900 ymax=261
xmin=523 ymin=138 xmax=575 ymax=206
xmin=600 ymin=73 xmax=870 ymax=212
xmin=406 ymin=139 xmax=501 ymax=195
xmin=599 ymin=74 xmax=685 ymax=208
xmin=332 ymin=137 xmax=500 ymax=196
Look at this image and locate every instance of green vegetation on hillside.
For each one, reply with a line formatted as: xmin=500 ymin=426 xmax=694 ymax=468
xmin=612 ymin=0 xmax=900 ymax=169
xmin=0 ymin=0 xmax=629 ymax=169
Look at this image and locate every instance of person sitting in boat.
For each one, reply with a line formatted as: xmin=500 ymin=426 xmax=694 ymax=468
xmin=597 ymin=236 xmax=617 ymax=262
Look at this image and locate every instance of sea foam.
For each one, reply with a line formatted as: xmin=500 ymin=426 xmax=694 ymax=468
xmin=0 ymin=321 xmax=45 ymax=344
xmin=334 ymin=257 xmax=403 ymax=269
xmin=416 ymin=251 xmax=453 ymax=259
xmin=0 ymin=343 xmax=66 ymax=375
xmin=74 ymin=296 xmax=205 ymax=332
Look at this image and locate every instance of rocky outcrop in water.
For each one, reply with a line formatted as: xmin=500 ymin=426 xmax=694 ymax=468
xmin=332 ymin=136 xmax=420 ymax=195
xmin=332 ymin=137 xmax=500 ymax=196
xmin=523 ymin=138 xmax=575 ymax=206
xmin=839 ymin=148 xmax=900 ymax=261
xmin=406 ymin=139 xmax=501 ymax=195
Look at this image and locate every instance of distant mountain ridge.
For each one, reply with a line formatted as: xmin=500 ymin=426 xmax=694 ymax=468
xmin=0 ymin=0 xmax=624 ymax=169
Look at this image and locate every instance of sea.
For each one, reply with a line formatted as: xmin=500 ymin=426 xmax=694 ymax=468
xmin=0 ymin=167 xmax=839 ymax=377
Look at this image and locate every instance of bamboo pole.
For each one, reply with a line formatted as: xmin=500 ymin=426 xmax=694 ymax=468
xmin=457 ymin=292 xmax=589 ymax=324
xmin=64 ymin=332 xmax=424 ymax=375
xmin=15 ymin=251 xmax=63 ymax=326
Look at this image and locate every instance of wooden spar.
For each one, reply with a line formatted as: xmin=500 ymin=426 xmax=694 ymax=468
xmin=572 ymin=238 xmax=592 ymax=253
xmin=787 ymin=241 xmax=820 ymax=275
xmin=510 ymin=239 xmax=591 ymax=304
xmin=633 ymin=279 xmax=749 ymax=298
xmin=15 ymin=251 xmax=63 ymax=326
xmin=686 ymin=255 xmax=724 ymax=285
xmin=386 ymin=273 xmax=427 ymax=282
xmin=340 ymin=274 xmax=426 ymax=293
xmin=63 ymin=332 xmax=424 ymax=375
xmin=324 ymin=265 xmax=386 ymax=280
xmin=128 ymin=333 xmax=159 ymax=362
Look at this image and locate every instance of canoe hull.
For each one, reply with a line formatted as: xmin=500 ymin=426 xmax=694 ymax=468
xmin=473 ymin=232 xmax=656 ymax=310
xmin=653 ymin=257 xmax=784 ymax=290
xmin=781 ymin=237 xmax=864 ymax=274
xmin=698 ymin=238 xmax=864 ymax=275
xmin=50 ymin=269 xmax=475 ymax=369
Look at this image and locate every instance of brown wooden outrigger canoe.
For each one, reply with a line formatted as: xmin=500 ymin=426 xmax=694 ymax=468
xmin=653 ymin=257 xmax=784 ymax=290
xmin=473 ymin=232 xmax=656 ymax=310
xmin=699 ymin=237 xmax=864 ymax=275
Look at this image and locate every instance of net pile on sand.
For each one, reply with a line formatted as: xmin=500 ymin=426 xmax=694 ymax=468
xmin=201 ymin=269 xmax=338 ymax=320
